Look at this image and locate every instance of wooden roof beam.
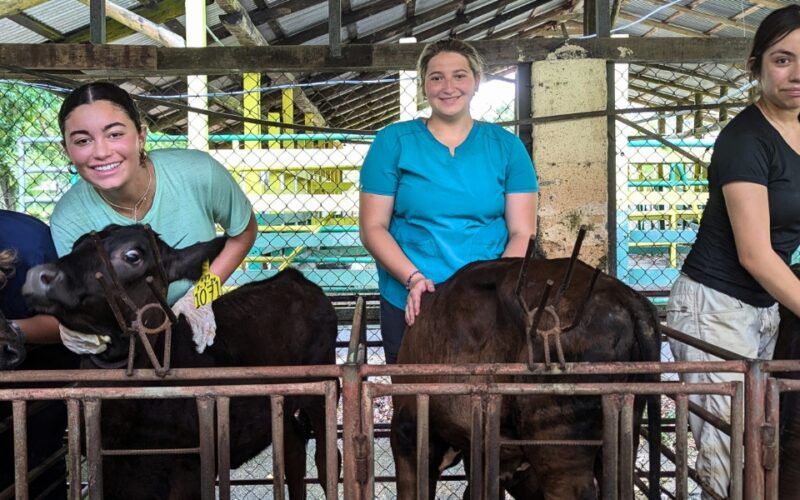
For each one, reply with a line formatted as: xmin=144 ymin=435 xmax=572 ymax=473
xmin=638 ymin=0 xmax=756 ymax=34
xmin=629 ymin=82 xmax=693 ymax=103
xmin=7 ymin=12 xmax=60 ymax=40
xmin=415 ymin=0 xmax=552 ymax=42
xmin=616 ymin=11 xmax=710 ymax=38
xmin=0 ymin=0 xmax=48 ymax=18
xmin=631 ymin=73 xmax=718 ymax=97
xmin=642 ymin=63 xmax=745 ymax=88
xmin=246 ymin=0 xmax=325 ymax=25
xmin=279 ymin=0 xmax=402 ymax=45
xmin=215 ymin=0 xmax=328 ymax=126
xmin=356 ymin=0 xmax=462 ymax=44
xmin=75 ymin=0 xmax=185 ymax=46
xmin=62 ymin=0 xmax=191 ymax=43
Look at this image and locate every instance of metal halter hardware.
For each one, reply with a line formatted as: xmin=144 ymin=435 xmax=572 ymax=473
xmin=89 ymin=224 xmax=176 ymax=377
xmin=515 ymin=226 xmax=601 ymax=370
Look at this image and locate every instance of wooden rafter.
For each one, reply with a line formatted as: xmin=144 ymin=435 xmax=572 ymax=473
xmin=355 ymin=0 xmax=464 ymax=44
xmin=62 ymin=0 xmax=192 ymax=43
xmin=246 ymin=0 xmax=324 ymax=25
xmin=616 ymin=11 xmax=710 ymax=38
xmin=640 ymin=63 xmax=745 ymax=88
xmin=631 ymin=73 xmax=718 ymax=98
xmin=7 ymin=12 xmax=60 ymax=40
xmin=0 ymin=0 xmax=49 ymax=18
xmin=215 ymin=0 xmax=328 ymax=126
xmin=638 ymin=0 xmax=756 ymax=34
xmin=415 ymin=0 xmax=551 ymax=42
xmin=279 ymin=0 xmax=401 ymax=45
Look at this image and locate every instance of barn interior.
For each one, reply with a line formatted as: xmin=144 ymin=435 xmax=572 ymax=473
xmin=0 ymin=1 xmax=795 ymax=498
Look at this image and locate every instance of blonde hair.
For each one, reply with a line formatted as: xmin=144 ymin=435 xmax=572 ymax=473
xmin=0 ymin=249 xmax=16 ymax=290
xmin=416 ymin=39 xmax=484 ymax=95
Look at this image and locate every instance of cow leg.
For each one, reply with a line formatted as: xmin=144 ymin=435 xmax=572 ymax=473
xmin=392 ymin=401 xmax=455 ymax=499
xmin=282 ymin=411 xmax=309 ymax=500
xmin=532 ymin=448 xmax=597 ymax=500
xmin=298 ymin=396 xmax=340 ymax=497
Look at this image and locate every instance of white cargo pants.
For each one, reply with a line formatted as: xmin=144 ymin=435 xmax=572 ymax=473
xmin=667 ymin=274 xmax=779 ymax=499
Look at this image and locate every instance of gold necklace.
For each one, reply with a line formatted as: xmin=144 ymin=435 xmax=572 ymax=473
xmin=97 ymin=166 xmax=153 ymax=223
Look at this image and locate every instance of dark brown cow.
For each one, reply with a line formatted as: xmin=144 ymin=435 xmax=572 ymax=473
xmin=771 ymin=264 xmax=800 ymax=499
xmin=391 ymin=256 xmax=661 ymax=499
xmin=21 ymin=224 xmax=339 ymax=499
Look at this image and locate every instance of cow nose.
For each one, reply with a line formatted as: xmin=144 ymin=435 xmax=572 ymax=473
xmin=0 ymin=342 xmax=25 ymax=370
xmin=39 ymin=269 xmax=59 ymax=285
xmin=23 ymin=264 xmax=63 ymax=295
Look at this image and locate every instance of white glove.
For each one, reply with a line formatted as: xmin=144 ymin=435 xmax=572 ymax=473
xmin=171 ymin=286 xmax=217 ymax=353
xmin=59 ymin=324 xmax=111 ymax=355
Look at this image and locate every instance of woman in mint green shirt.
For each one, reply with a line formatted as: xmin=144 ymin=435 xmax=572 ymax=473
xmin=359 ymin=40 xmax=538 ymax=363
xmin=50 ymin=82 xmax=256 ymax=353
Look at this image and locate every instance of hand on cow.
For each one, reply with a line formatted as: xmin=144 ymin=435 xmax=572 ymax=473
xmin=171 ymin=287 xmax=217 ymax=353
xmin=405 ymin=275 xmax=435 ymax=325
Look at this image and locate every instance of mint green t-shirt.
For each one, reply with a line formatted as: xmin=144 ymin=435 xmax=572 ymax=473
xmin=50 ymin=149 xmax=253 ymax=305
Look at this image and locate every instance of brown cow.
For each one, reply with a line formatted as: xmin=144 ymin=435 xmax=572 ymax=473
xmin=21 ymin=224 xmax=339 ymax=499
xmin=391 ymin=256 xmax=661 ymax=499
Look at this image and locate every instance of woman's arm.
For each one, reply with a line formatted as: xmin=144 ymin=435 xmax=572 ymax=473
xmin=359 ymin=193 xmax=434 ymax=324
xmin=725 ymin=181 xmax=800 ymax=316
xmin=502 ymin=192 xmax=538 ymax=257
xmin=209 ymin=212 xmax=257 ymax=284
xmin=12 ymin=315 xmax=61 ymax=343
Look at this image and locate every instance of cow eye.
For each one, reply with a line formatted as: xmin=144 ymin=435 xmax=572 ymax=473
xmin=123 ymin=249 xmax=142 ymax=264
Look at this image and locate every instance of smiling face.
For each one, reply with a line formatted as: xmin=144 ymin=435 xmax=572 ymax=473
xmin=423 ymin=51 xmax=480 ymax=121
xmin=62 ymin=100 xmax=147 ymax=193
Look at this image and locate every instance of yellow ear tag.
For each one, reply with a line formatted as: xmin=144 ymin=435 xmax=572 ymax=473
xmin=193 ymin=261 xmax=221 ymax=308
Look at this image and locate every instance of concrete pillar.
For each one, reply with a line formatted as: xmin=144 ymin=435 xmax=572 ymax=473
xmin=532 ymin=58 xmax=609 ymax=268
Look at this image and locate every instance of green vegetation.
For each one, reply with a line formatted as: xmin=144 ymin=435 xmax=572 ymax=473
xmin=0 ymin=82 xmax=65 ymax=216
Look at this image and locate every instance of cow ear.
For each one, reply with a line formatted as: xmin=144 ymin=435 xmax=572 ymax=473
xmin=163 ymin=236 xmax=228 ymax=282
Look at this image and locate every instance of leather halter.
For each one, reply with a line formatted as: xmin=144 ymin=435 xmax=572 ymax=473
xmin=89 ymin=225 xmax=176 ymax=377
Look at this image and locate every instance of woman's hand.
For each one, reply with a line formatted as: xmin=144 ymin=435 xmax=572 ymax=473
xmin=405 ymin=274 xmax=435 ymax=325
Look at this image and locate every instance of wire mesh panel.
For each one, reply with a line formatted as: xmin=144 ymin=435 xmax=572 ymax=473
xmin=1 ymin=69 xmax=517 ymax=299
xmin=614 ymin=62 xmax=753 ymax=293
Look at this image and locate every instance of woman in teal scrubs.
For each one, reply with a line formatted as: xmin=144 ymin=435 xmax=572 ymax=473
xmin=359 ymin=39 xmax=539 ymax=363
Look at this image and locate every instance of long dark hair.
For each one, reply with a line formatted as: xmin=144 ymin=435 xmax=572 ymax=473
xmin=58 ymin=82 xmax=143 ymax=136
xmin=749 ymin=5 xmax=800 ymax=78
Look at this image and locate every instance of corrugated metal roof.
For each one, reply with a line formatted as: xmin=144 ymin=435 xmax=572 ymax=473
xmin=0 ymin=0 xmax=782 ymax=132
xmin=355 ymin=4 xmax=406 ymax=38
xmin=0 ymin=18 xmax=46 ymax=43
xmin=25 ymin=0 xmax=90 ymax=35
xmin=277 ymin=2 xmax=328 ymax=37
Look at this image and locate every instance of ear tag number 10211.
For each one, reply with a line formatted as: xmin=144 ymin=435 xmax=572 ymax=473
xmin=194 ymin=261 xmax=221 ymax=308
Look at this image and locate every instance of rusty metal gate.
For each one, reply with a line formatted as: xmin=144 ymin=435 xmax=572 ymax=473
xmin=0 ymin=296 xmax=790 ymax=499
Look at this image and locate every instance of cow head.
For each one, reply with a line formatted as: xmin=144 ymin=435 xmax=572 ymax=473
xmin=0 ymin=308 xmax=25 ymax=370
xmin=22 ymin=224 xmax=227 ymax=363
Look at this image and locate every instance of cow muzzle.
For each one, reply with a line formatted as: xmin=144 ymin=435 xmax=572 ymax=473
xmin=22 ymin=264 xmax=75 ymax=311
xmin=0 ymin=321 xmax=26 ymax=370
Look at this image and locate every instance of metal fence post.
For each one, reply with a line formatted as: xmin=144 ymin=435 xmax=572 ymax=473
xmin=745 ymin=361 xmax=766 ymax=499
xmin=12 ymin=400 xmax=28 ymax=500
xmin=602 ymin=394 xmax=620 ymax=499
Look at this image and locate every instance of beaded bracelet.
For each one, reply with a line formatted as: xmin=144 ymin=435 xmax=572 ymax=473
xmin=405 ymin=270 xmax=422 ymax=290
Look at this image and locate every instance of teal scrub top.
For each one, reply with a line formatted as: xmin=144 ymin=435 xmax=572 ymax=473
xmin=360 ymin=119 xmax=538 ymax=309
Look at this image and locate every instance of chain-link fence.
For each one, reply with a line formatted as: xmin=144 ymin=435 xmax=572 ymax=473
xmin=614 ymin=61 xmax=754 ymax=295
xmin=1 ymin=70 xmax=516 ymax=301
xmin=3 ymin=56 xmax=777 ymax=498
xmin=1 ymin=70 xmax=515 ymax=499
